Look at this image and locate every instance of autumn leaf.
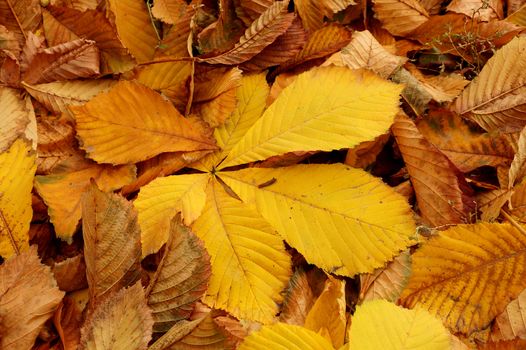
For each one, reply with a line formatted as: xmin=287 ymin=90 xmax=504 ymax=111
xmin=280 ymin=269 xmax=315 ymax=325
xmin=372 ymin=0 xmax=429 ymax=36
xmin=220 ymin=66 xmax=403 ymax=168
xmin=0 ymin=246 xmax=64 ymax=349
xmin=238 ymin=323 xmax=335 ymax=349
xmin=0 ymin=138 xmax=36 ymax=258
xmin=70 ymin=80 xmax=217 ymax=164
xmin=0 ymin=87 xmax=30 ymax=152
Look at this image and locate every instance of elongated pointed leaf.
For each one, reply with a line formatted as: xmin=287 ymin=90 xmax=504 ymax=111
xmin=220 ymin=164 xmax=417 ymax=276
xmin=146 ymin=215 xmax=211 ymax=332
xmin=453 ymin=36 xmax=526 ymax=132
xmin=192 ymin=179 xmax=291 ymax=323
xmin=70 ymin=81 xmax=217 ymax=164
xmin=135 ymin=173 xmax=209 ymax=257
xmin=238 ymin=323 xmax=334 ymax=350
xmin=81 ymin=183 xmax=141 ymax=304
xmin=400 ymin=222 xmax=526 ymax=334
xmin=0 ymin=138 xmax=35 ymax=258
xmin=221 ymin=66 xmax=402 ymax=168
xmin=348 ymin=300 xmax=450 ymax=350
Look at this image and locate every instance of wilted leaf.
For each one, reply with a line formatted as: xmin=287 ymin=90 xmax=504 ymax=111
xmin=221 ymin=66 xmax=402 ymax=168
xmin=135 ymin=173 xmax=209 ymax=256
xmin=22 ymin=38 xmax=100 ymax=84
xmin=34 ymin=162 xmax=136 ymax=240
xmin=304 ymin=276 xmax=346 ymax=348
xmin=0 ymin=246 xmax=64 ymax=350
xmin=447 ymin=0 xmax=502 ymax=22
xmin=79 ymin=282 xmax=153 ymax=350
xmin=220 ymin=164 xmax=417 ymax=276
xmin=200 ymin=1 xmax=295 ymax=65
xmin=71 ymin=81 xmax=217 ymax=164
xmin=392 ymin=113 xmax=475 ymax=227
xmin=52 ymin=255 xmax=88 ymax=292
xmin=295 ymin=0 xmax=355 ymax=32
xmin=491 ymin=288 xmax=526 ymax=341
xmin=22 ymin=79 xmax=115 ymax=116
xmin=400 ymin=222 xmax=526 ymax=334
xmin=81 ymin=183 xmax=142 ymax=304
xmin=54 ymin=297 xmax=82 ymax=350
xmin=372 ymin=0 xmax=429 ymax=36
xmin=192 ymin=179 xmax=291 ymax=323
xmin=0 ymin=0 xmax=41 ymax=46
xmin=453 ymin=36 xmax=526 ymax=132
xmin=280 ymin=269 xmax=315 ymax=325
xmin=146 ymin=215 xmax=211 ymax=332
xmin=0 ymin=138 xmax=35 ymax=258
xmin=238 ymin=323 xmax=334 ymax=350
xmin=0 ymin=87 xmax=30 ymax=152
xmin=348 ymin=299 xmax=450 ymax=350
xmin=108 ymin=0 xmax=158 ymax=63
xmin=360 ymin=250 xmax=411 ymax=302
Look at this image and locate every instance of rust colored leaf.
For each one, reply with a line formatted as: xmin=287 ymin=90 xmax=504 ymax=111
xmin=372 ymin=0 xmax=429 ymax=36
xmin=280 ymin=269 xmax=315 ymax=325
xmin=0 ymin=246 xmax=64 ymax=350
xmin=392 ymin=112 xmax=475 ymax=227
xmin=0 ymin=0 xmax=41 ymax=46
xmin=235 ymin=0 xmax=274 ymax=25
xmin=295 ymin=0 xmax=355 ymax=32
xmin=447 ymin=0 xmax=503 ymax=21
xmin=22 ymin=38 xmax=100 ymax=84
xmin=157 ymin=3 xmax=196 ymax=57
xmin=345 ymin=134 xmax=390 ymax=169
xmin=145 ymin=215 xmax=211 ymax=332
xmin=152 ymin=0 xmax=187 ymax=24
xmin=200 ymin=1 xmax=294 ymax=65
xmin=52 ymin=255 xmax=88 ymax=292
xmin=53 ymin=297 xmax=82 ymax=350
xmin=35 ymin=118 xmax=79 ymax=174
xmin=79 ymin=282 xmax=153 ymax=350
xmin=81 ymin=183 xmax=142 ymax=305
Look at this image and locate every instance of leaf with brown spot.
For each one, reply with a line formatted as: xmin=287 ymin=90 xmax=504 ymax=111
xmin=280 ymin=269 xmax=315 ymax=325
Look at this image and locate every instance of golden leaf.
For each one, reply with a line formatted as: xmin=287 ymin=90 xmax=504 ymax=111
xmin=447 ymin=0 xmax=502 ymax=22
xmin=491 ymin=288 xmax=526 ymax=341
xmin=71 ymin=81 xmax=217 ymax=164
xmin=0 ymin=138 xmax=35 ymax=258
xmin=152 ymin=0 xmax=187 ymax=24
xmin=400 ymin=222 xmax=526 ymax=334
xmin=372 ymin=0 xmax=429 ymax=36
xmin=238 ymin=323 xmax=335 ymax=349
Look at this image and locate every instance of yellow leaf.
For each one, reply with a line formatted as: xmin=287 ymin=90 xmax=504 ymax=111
xmin=453 ymin=36 xmax=526 ymax=132
xmin=168 ymin=311 xmax=231 ymax=349
xmin=22 ymin=80 xmax=116 ymax=117
xmin=0 ymin=247 xmax=64 ymax=350
xmin=191 ymin=179 xmax=291 ymax=323
xmin=491 ymin=288 xmax=526 ymax=341
xmin=135 ymin=173 xmax=209 ymax=257
xmin=220 ymin=164 xmax=417 ymax=276
xmin=220 ymin=67 xmax=402 ymax=168
xmin=400 ymin=223 xmax=526 ymax=334
xmin=145 ymin=215 xmax=211 ymax=332
xmin=79 ymin=282 xmax=153 ymax=350
xmin=70 ymin=81 xmax=217 ymax=165
xmin=0 ymin=87 xmax=30 ymax=152
xmin=506 ymin=4 xmax=526 ymax=26
xmin=238 ymin=323 xmax=335 ymax=350
xmin=108 ymin=0 xmax=158 ymax=63
xmin=34 ymin=162 xmax=136 ymax=240
xmin=0 ymin=138 xmax=36 ymax=258
xmin=305 ymin=276 xmax=346 ymax=348
xmin=348 ymin=300 xmax=450 ymax=350
xmin=195 ymin=73 xmax=269 ymax=171
xmin=81 ymin=183 xmax=141 ymax=304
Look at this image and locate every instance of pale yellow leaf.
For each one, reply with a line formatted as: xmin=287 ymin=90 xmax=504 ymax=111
xmin=221 ymin=66 xmax=402 ymax=168
xmin=219 ymin=164 xmax=417 ymax=276
xmin=0 ymin=138 xmax=35 ymax=258
xmin=135 ymin=173 xmax=209 ymax=257
xmin=191 ymin=179 xmax=291 ymax=323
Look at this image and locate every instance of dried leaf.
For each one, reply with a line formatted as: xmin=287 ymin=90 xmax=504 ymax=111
xmin=79 ymin=282 xmax=153 ymax=350
xmin=53 ymin=297 xmax=82 ymax=350
xmin=0 ymin=87 xmax=30 ymax=152
xmin=0 ymin=138 xmax=35 ymax=258
xmin=152 ymin=0 xmax=187 ymax=24
xmin=447 ymin=0 xmax=503 ymax=21
xmin=280 ymin=269 xmax=315 ymax=325
xmin=81 ymin=183 xmax=142 ymax=304
xmin=372 ymin=0 xmax=429 ymax=36
xmin=238 ymin=323 xmax=334 ymax=349
xmin=392 ymin=113 xmax=475 ymax=227
xmin=169 ymin=311 xmax=232 ymax=349
xmin=52 ymin=255 xmax=88 ymax=292
xmin=146 ymin=215 xmax=211 ymax=332
xmin=70 ymin=81 xmax=217 ymax=164
xmin=400 ymin=223 xmax=526 ymax=334
xmin=0 ymin=246 xmax=64 ymax=350
xmin=491 ymin=288 xmax=526 ymax=341
xmin=295 ymin=0 xmax=355 ymax=32
xmin=0 ymin=0 xmax=41 ymax=46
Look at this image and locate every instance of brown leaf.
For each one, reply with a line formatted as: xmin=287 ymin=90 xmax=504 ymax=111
xmin=372 ymin=0 xmax=429 ymax=36
xmin=79 ymin=282 xmax=153 ymax=350
xmin=476 ymin=188 xmax=511 ymax=222
xmin=491 ymin=288 xmax=526 ymax=341
xmin=45 ymin=6 xmax=135 ymax=74
xmin=22 ymin=38 xmax=100 ymax=84
xmin=157 ymin=2 xmax=196 ymax=57
xmin=146 ymin=215 xmax=211 ymax=332
xmin=35 ymin=118 xmax=80 ymax=174
xmin=49 ymin=0 xmax=97 ymax=11
xmin=53 ymin=297 xmax=82 ymax=350
xmin=280 ymin=269 xmax=315 ymax=325
xmin=0 ymin=87 xmax=30 ymax=152
xmin=81 ymin=182 xmax=142 ymax=305
xmin=0 ymin=0 xmax=41 ymax=46
xmin=148 ymin=318 xmax=204 ymax=350
xmin=392 ymin=112 xmax=475 ymax=227
xmin=214 ymin=316 xmax=248 ymax=347
xmin=152 ymin=0 xmax=187 ymax=24
xmin=235 ymin=0 xmax=274 ymax=26
xmin=295 ymin=0 xmax=355 ymax=32
xmin=52 ymin=254 xmax=88 ymax=292
xmin=345 ymin=134 xmax=390 ymax=169
xmin=42 ymin=8 xmax=79 ymax=47
xmin=447 ymin=0 xmax=503 ymax=21
xmin=199 ymin=1 xmax=294 ymax=65
xmin=0 ymin=49 xmax=20 ymax=86
xmin=0 ymin=246 xmax=64 ymax=350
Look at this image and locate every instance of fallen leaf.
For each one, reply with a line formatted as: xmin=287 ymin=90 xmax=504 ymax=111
xmin=238 ymin=323 xmax=334 ymax=349
xmin=372 ymin=0 xmax=429 ymax=36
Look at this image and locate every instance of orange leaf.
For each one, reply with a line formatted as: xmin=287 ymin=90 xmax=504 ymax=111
xmin=372 ymin=0 xmax=429 ymax=36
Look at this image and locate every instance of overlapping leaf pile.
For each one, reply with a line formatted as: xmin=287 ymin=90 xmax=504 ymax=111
xmin=2 ymin=0 xmax=526 ymax=349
